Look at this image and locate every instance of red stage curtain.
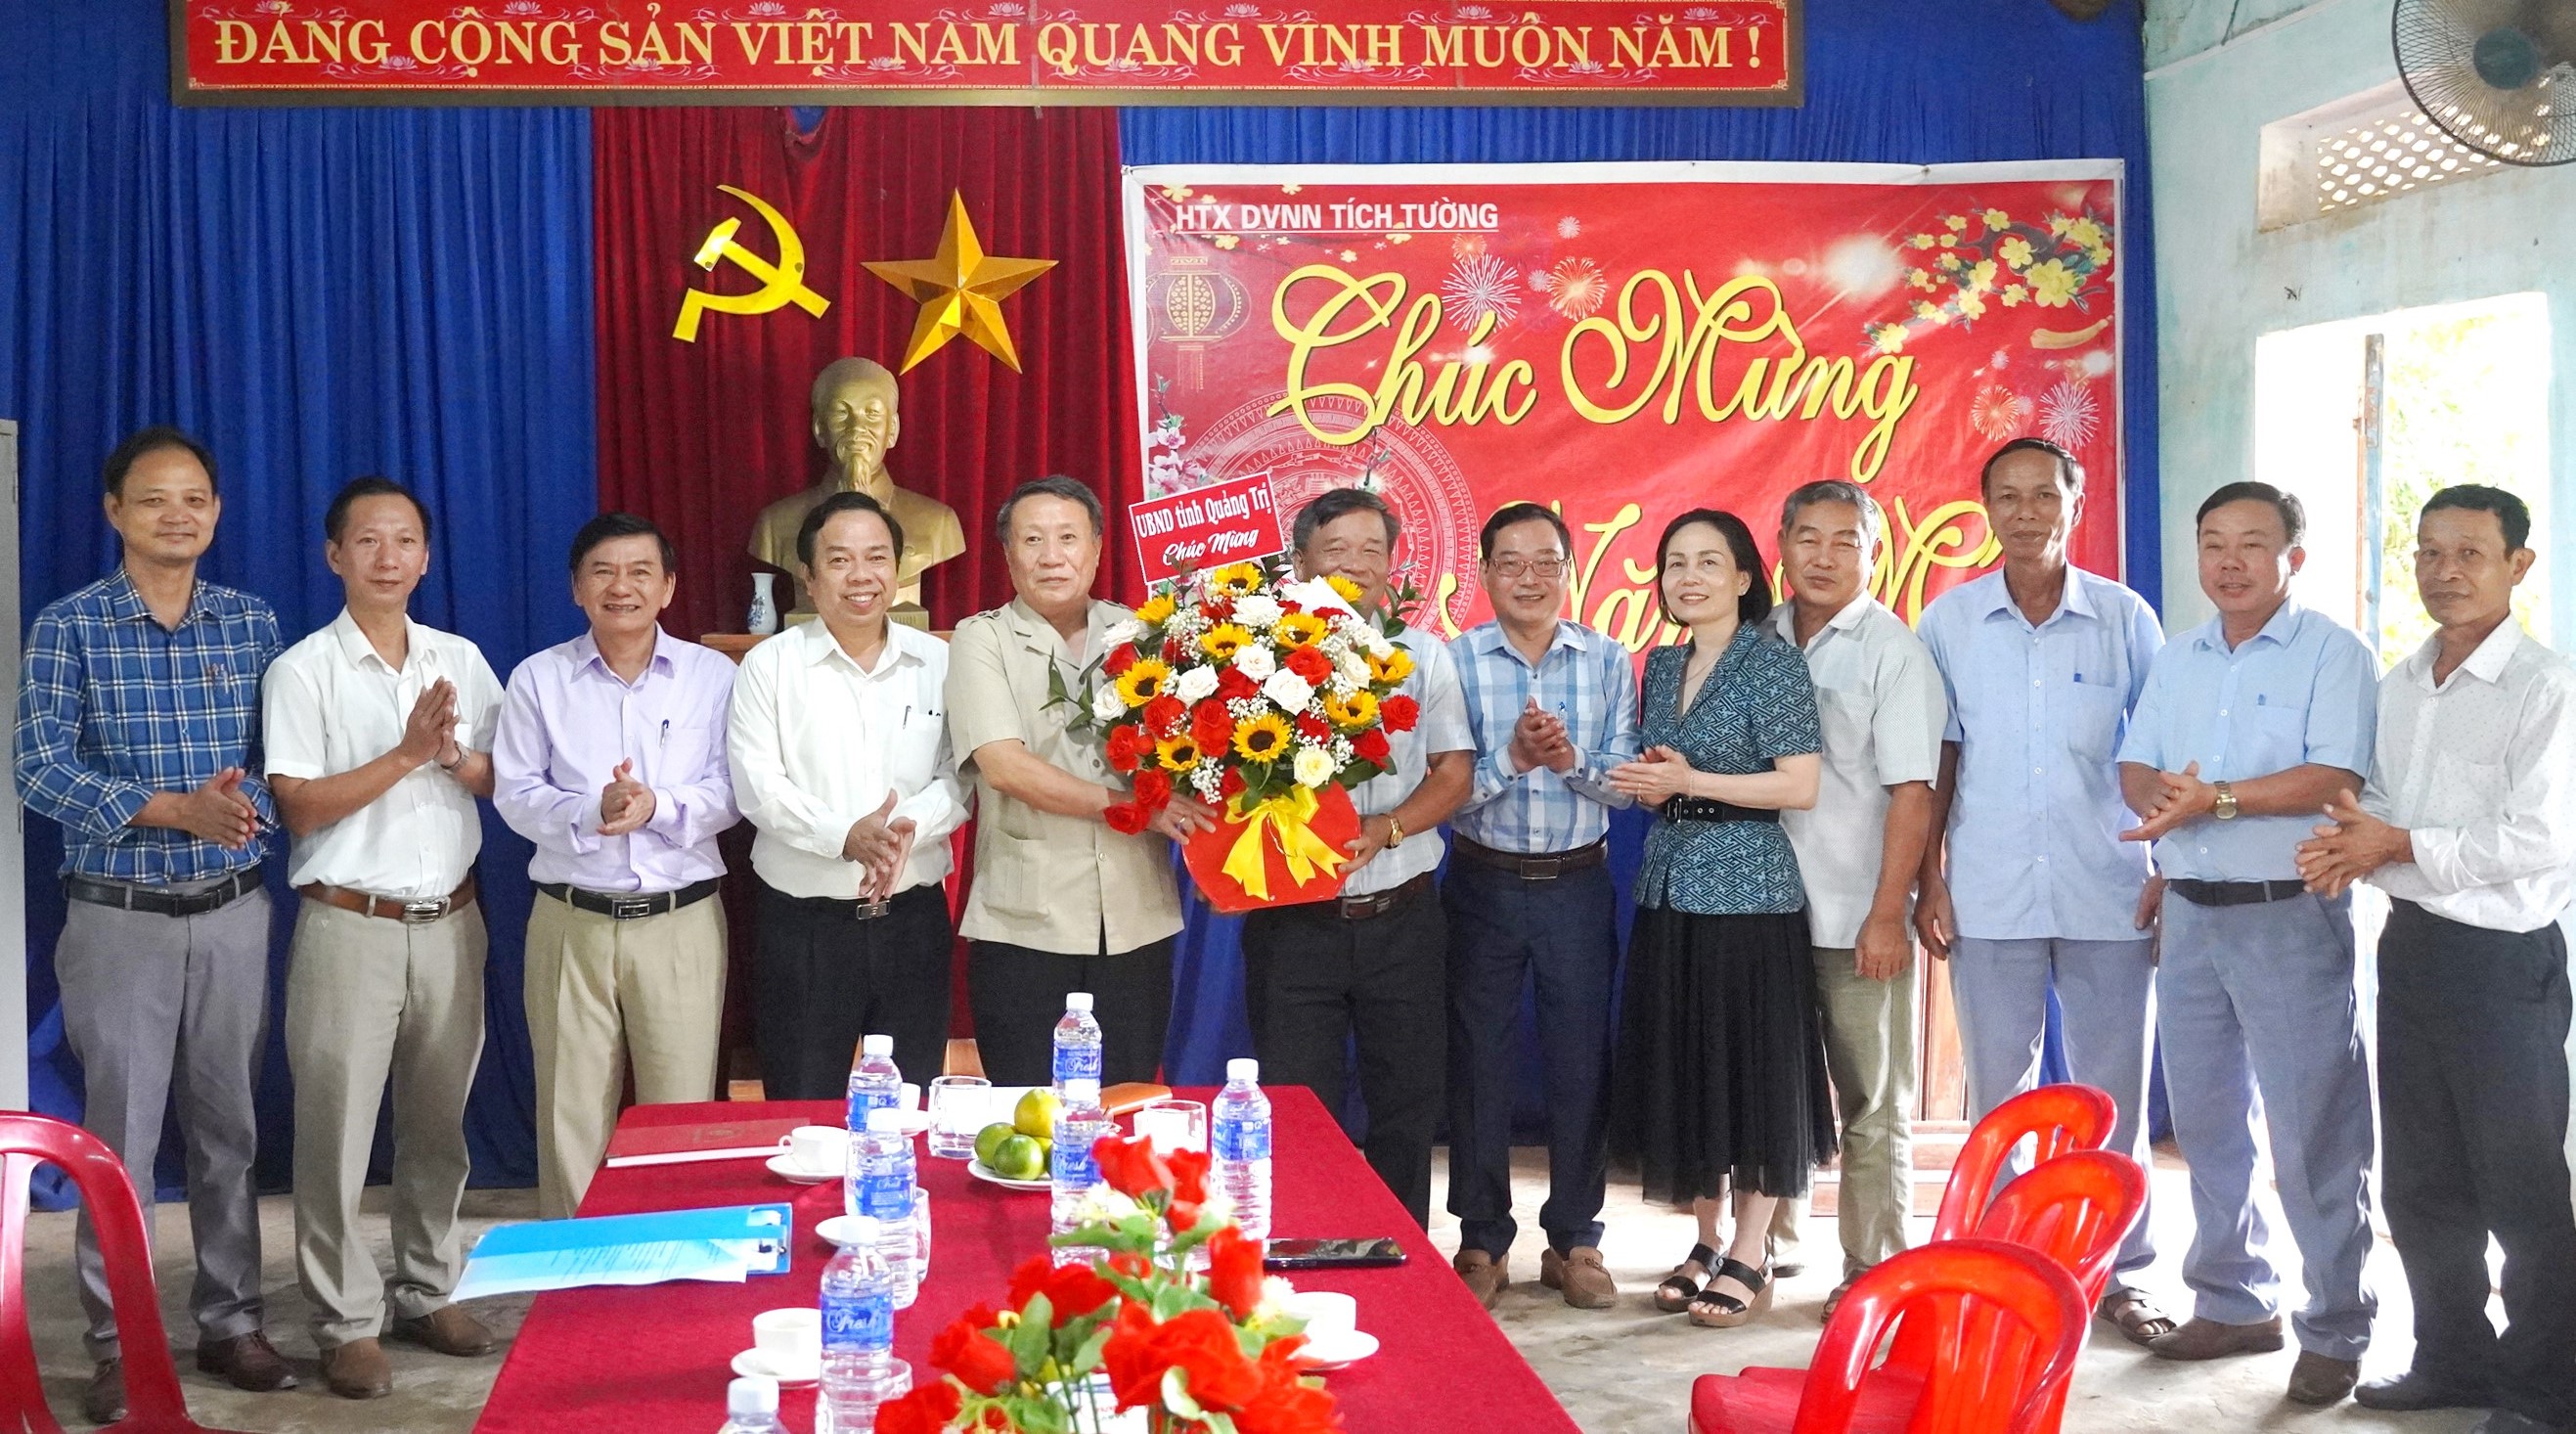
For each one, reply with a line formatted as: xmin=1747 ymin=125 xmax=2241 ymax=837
xmin=592 ymin=107 xmax=1141 ymax=637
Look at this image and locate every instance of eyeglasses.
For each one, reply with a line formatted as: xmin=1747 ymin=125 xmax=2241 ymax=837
xmin=1487 ymin=558 xmax=1567 ymax=580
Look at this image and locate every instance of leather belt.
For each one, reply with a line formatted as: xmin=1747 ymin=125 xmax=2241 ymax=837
xmin=1662 ymin=796 xmax=1780 ymax=825
xmin=777 ymin=882 xmax=937 ymax=922
xmin=1332 ymin=872 xmax=1433 ymax=920
xmin=537 ymin=877 xmax=721 ymax=921
xmin=1453 ymin=835 xmax=1608 ymax=881
xmin=2167 ymin=878 xmax=2306 ymax=908
xmin=296 ymin=873 xmax=478 ymax=924
xmin=65 ymin=866 xmax=263 ymax=919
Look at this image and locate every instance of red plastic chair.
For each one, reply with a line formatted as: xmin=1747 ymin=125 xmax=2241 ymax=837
xmin=0 ymin=1111 xmax=249 ymax=1433
xmin=1690 ymin=1239 xmax=2088 ymax=1434
xmin=1931 ymin=1083 xmax=2115 ymax=1241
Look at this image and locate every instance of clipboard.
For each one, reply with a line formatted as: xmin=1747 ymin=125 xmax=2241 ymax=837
xmin=453 ymin=1203 xmax=794 ymax=1300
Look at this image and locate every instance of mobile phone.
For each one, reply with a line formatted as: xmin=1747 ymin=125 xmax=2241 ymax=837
xmin=1262 ymin=1236 xmax=1406 ymax=1270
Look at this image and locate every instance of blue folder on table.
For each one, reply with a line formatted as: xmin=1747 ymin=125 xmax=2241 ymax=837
xmin=453 ymin=1203 xmax=794 ymax=1301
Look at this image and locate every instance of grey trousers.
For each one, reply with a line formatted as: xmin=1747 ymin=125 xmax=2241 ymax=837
xmin=2157 ymin=891 xmax=2376 ymax=1359
xmin=1950 ymin=935 xmax=2159 ymax=1289
xmin=285 ymin=899 xmax=487 ymax=1347
xmin=53 ymin=881 xmax=274 ymax=1361
xmin=1771 ymin=945 xmax=1921 ymax=1277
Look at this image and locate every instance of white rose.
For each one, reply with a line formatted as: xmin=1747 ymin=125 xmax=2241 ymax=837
xmin=1090 ymin=686 xmax=1126 ymax=722
xmin=1233 ymin=644 xmax=1277 ymax=682
xmin=1175 ymin=665 xmax=1219 ymax=703
xmin=1361 ymin=628 xmax=1397 ymax=659
xmin=1337 ymin=652 xmax=1370 ymax=688
xmin=1262 ymin=669 xmax=1314 ymax=713
xmin=1277 ymin=575 xmax=1355 ymax=617
xmin=1292 ymin=744 xmax=1336 ymax=788
xmin=1232 ymin=594 xmax=1282 ymax=630
xmin=1102 ymin=618 xmax=1142 ymax=647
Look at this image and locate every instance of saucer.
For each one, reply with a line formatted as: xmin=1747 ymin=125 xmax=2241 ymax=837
xmin=732 ymin=1347 xmax=821 ymax=1387
xmin=766 ymin=1153 xmax=838 ymax=1186
xmin=1295 ymin=1329 xmax=1378 ymax=1370
xmin=814 ymin=1213 xmax=888 ymax=1246
xmin=966 ymin=1159 xmax=1050 ymax=1192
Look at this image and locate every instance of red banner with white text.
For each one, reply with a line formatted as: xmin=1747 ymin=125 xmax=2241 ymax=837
xmin=1122 ymin=161 xmax=2125 ymax=645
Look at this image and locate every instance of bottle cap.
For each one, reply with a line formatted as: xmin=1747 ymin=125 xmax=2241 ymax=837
xmin=1226 ymin=1057 xmax=1261 ymax=1083
xmin=728 ymin=1375 xmax=779 ymax=1415
xmin=1065 ymin=992 xmax=1094 ymax=1013
xmin=861 ymin=1034 xmax=894 ymax=1057
xmin=865 ymin=1107 xmax=907 ymax=1134
xmin=844 ymin=1215 xmax=881 ymax=1240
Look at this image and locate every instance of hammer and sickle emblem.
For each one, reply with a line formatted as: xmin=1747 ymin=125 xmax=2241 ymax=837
xmin=671 ymin=185 xmax=831 ymax=343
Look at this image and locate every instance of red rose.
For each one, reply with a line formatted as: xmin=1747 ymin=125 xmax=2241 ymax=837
xmin=1278 ymin=599 xmax=1304 ymax=614
xmin=1207 ymin=1226 xmax=1266 ymax=1320
xmin=929 ymin=1318 xmax=1018 ymax=1395
xmin=1105 ymin=801 xmax=1149 ymax=834
xmin=1144 ymin=695 xmax=1187 ymax=739
xmin=1102 ymin=1305 xmax=1263 ymax=1413
xmin=873 ymin=1380 xmax=964 ymax=1434
xmin=1293 ymin=713 xmax=1331 ymax=742
xmin=1380 ymin=695 xmax=1419 ymax=733
xmin=1352 ymin=730 xmax=1391 ymax=765
xmin=1132 ymin=768 xmax=1173 ymax=810
xmin=1216 ymin=666 xmax=1260 ymax=701
xmin=1165 ymin=1146 xmax=1211 ymax=1210
xmin=1199 ymin=600 xmax=1234 ymax=622
xmin=1106 ymin=726 xmax=1145 ymax=775
xmin=1220 ymin=767 xmax=1248 ymax=799
xmin=1104 ymin=645 xmax=1137 ymax=677
xmin=1283 ymin=646 xmax=1331 ymax=683
xmin=1006 ymin=1256 xmax=1120 ymax=1322
xmin=1093 ymin=1132 xmax=1176 ymax=1200
xmin=1163 ymin=639 xmax=1185 ymax=664
xmin=1191 ymin=700 xmax=1236 ymax=756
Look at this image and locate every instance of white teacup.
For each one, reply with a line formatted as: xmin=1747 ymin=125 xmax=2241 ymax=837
xmin=1282 ymin=1290 xmax=1357 ymax=1345
xmin=752 ymin=1306 xmax=821 ymax=1366
xmin=783 ymin=1125 xmax=845 ymax=1173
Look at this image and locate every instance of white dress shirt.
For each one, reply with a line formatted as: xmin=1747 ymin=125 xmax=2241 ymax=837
xmin=729 ymin=618 xmax=966 ymax=900
xmin=1342 ymin=625 xmax=1475 ymax=897
xmin=261 ymin=610 xmax=503 ymax=899
xmin=2362 ymin=620 xmax=2576 ymax=933
xmin=1767 ymin=595 xmax=1947 ymax=949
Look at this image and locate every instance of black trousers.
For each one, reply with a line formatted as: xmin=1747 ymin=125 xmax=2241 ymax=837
xmin=1240 ymin=878 xmax=1446 ymax=1229
xmin=753 ymin=880 xmax=953 ymax=1100
xmin=1443 ymin=859 xmax=1620 ymax=1258
xmin=2377 ymin=899 xmax=2576 ymax=1426
xmin=967 ymin=936 xmax=1175 ymax=1088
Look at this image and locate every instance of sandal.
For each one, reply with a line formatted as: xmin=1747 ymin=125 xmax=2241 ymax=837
xmin=1688 ymin=1257 xmax=1775 ymax=1328
xmin=1653 ymin=1243 xmax=1718 ymax=1314
xmin=2098 ymin=1288 xmax=2178 ymax=1349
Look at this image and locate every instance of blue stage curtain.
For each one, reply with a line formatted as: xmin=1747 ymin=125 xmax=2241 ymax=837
xmin=1125 ymin=0 xmax=2161 ymax=1097
xmin=1 ymin=0 xmax=597 ymax=1205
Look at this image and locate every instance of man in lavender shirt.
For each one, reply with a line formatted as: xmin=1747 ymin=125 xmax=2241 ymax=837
xmin=494 ymin=514 xmax=740 ymax=1219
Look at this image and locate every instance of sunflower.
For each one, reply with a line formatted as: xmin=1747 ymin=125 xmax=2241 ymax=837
xmin=1322 ymin=689 xmax=1379 ymax=730
xmin=1134 ymin=592 xmax=1177 ymax=626
xmin=1232 ymin=712 xmax=1294 ymax=764
xmin=1114 ymin=657 xmax=1172 ymax=707
xmin=1155 ymin=733 xmax=1203 ymax=771
xmin=1364 ymin=648 xmax=1413 ymax=685
xmin=1324 ymin=574 xmax=1365 ymax=605
xmin=1209 ymin=562 xmax=1265 ymax=597
xmin=1271 ymin=611 xmax=1329 ymax=650
xmin=1198 ymin=624 xmax=1255 ymax=661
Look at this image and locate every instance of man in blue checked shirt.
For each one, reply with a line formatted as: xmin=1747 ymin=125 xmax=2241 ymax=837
xmin=13 ymin=426 xmax=296 ymax=1421
xmin=1443 ymin=502 xmax=1641 ymax=1312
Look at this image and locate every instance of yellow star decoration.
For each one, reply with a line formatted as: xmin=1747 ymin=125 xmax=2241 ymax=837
xmin=863 ymin=192 xmax=1057 ymax=374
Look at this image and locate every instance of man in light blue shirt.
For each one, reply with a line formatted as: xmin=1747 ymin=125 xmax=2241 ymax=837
xmin=2115 ymin=481 xmax=2378 ymax=1406
xmin=1443 ymin=503 xmax=1640 ymax=1310
xmin=1917 ymin=437 xmax=2170 ymax=1343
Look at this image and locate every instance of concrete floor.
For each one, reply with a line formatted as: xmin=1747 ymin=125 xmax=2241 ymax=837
xmin=12 ymin=1149 xmax=2490 ymax=1434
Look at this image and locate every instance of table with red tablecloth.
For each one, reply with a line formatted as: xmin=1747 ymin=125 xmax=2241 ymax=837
xmin=474 ymin=1086 xmax=1579 ymax=1432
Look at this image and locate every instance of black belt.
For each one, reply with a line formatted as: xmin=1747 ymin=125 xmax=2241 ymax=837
xmin=538 ymin=877 xmax=721 ymax=921
xmin=1452 ymin=835 xmax=1608 ymax=881
xmin=65 ymin=866 xmax=263 ymax=919
xmin=1662 ymin=796 xmax=1780 ymax=825
xmin=2167 ymin=878 xmax=2307 ymax=908
xmin=1332 ymin=872 xmax=1434 ymax=920
xmin=771 ymin=880 xmax=938 ymax=922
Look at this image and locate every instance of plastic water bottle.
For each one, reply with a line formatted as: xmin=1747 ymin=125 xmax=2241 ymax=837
xmin=846 ymin=1034 xmax=902 ymax=1133
xmin=818 ymin=1218 xmax=907 ymax=1434
xmin=910 ymin=1184 xmax=932 ymax=1285
xmin=1212 ymin=1057 xmax=1273 ymax=1244
xmin=1049 ymin=1079 xmax=1113 ymax=1267
xmin=854 ymin=1108 xmax=920 ymax=1308
xmin=1052 ymin=993 xmax=1103 ymax=1090
xmin=717 ymin=1375 xmax=785 ymax=1434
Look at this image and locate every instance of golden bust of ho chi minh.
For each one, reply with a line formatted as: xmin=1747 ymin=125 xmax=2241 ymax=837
xmin=748 ymin=357 xmax=966 ymax=620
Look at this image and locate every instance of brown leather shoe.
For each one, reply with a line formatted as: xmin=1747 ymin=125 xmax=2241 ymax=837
xmin=2287 ymin=1351 xmax=2361 ymax=1407
xmin=390 ymin=1304 xmax=496 ymax=1357
xmin=321 ymin=1337 xmax=393 ymax=1400
xmin=1539 ymin=1246 xmax=1619 ymax=1310
xmin=196 ymin=1329 xmax=297 ymax=1391
xmin=1451 ymin=1248 xmax=1508 ymax=1310
xmin=82 ymin=1358 xmax=126 ymax=1424
xmin=2147 ymin=1314 xmax=2286 ymax=1362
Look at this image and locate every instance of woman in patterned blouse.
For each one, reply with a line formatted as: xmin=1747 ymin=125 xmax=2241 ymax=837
xmin=1608 ymin=508 xmax=1837 ymax=1329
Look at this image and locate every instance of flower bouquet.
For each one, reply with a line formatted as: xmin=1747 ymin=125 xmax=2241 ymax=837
xmin=1061 ymin=560 xmax=1418 ymax=915
xmin=874 ymin=1134 xmax=1341 ymax=1434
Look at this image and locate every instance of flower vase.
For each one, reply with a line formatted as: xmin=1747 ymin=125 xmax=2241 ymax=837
xmin=746 ymin=572 xmax=779 ymax=635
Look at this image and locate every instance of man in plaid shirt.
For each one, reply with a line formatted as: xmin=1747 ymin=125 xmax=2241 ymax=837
xmin=13 ymin=426 xmax=295 ymax=1421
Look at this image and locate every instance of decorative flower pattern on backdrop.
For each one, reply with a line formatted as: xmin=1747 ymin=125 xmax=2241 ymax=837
xmin=1860 ymin=203 xmax=2114 ymax=355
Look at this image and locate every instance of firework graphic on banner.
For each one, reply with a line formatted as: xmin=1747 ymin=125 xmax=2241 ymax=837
xmin=1443 ymin=254 xmax=1522 ymax=334
xmin=1971 ymin=384 xmax=2032 ymax=441
xmin=1540 ymin=258 xmax=1609 ymax=321
xmin=2038 ymin=380 xmax=2100 ymax=448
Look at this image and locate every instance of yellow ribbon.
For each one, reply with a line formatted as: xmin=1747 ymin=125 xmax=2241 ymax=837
xmin=1218 ymin=786 xmax=1347 ymax=902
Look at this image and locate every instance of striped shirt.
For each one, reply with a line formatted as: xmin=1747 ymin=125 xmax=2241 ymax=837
xmin=1449 ymin=619 xmax=1641 ymax=855
xmin=14 ymin=570 xmax=284 ymax=882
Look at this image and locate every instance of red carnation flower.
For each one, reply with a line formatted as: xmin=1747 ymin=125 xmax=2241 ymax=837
xmin=1282 ymin=646 xmax=1332 ymax=683
xmin=1144 ymin=694 xmax=1187 ymax=739
xmin=1006 ymin=1255 xmax=1121 ymax=1322
xmin=929 ymin=1318 xmax=1018 ymax=1395
xmin=1237 ymin=1340 xmax=1343 ymax=1434
xmin=873 ymin=1381 xmax=963 ymax=1434
xmin=1094 ymin=1132 xmax=1176 ymax=1200
xmin=1102 ymin=1305 xmax=1264 ymax=1413
xmin=1105 ymin=801 xmax=1150 ymax=834
xmin=1380 ymin=695 xmax=1419 ymax=733
xmin=1104 ymin=646 xmax=1137 ymax=677
xmin=1206 ymin=1227 xmax=1266 ymax=1321
xmin=1132 ymin=768 xmax=1174 ymax=810
xmin=1166 ymin=1145 xmax=1212 ymax=1231
xmin=1216 ymin=666 xmax=1260 ymax=701
xmin=1352 ymin=729 xmax=1391 ymax=765
xmin=1106 ymin=726 xmax=1146 ymax=774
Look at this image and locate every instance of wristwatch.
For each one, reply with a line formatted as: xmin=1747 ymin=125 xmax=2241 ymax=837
xmin=1384 ymin=815 xmax=1406 ymax=848
xmin=2211 ymin=781 xmax=2239 ymax=821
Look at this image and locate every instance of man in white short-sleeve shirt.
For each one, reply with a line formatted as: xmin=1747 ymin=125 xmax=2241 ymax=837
xmin=261 ymin=478 xmax=502 ymax=1399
